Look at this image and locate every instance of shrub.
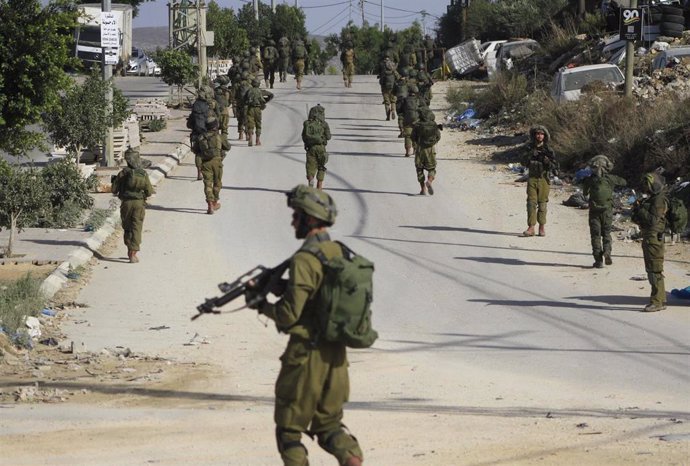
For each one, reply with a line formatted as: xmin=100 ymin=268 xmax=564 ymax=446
xmin=472 ymin=72 xmax=529 ymax=119
xmin=40 ymin=158 xmax=97 ymax=228
xmin=326 ymin=65 xmax=338 ymax=75
xmin=0 ymin=274 xmax=45 ymax=336
xmin=147 ymin=118 xmax=166 ymax=132
xmin=445 ymin=84 xmax=476 ymax=114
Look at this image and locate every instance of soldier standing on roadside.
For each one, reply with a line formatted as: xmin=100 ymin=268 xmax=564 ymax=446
xmin=111 ymin=147 xmax=154 ymax=263
xmin=581 ymin=155 xmax=627 ymax=268
xmin=302 ymin=104 xmax=331 ymax=189
xmin=263 ymin=39 xmax=279 ymax=89
xmin=631 ymin=171 xmax=668 ymax=312
xmin=244 ymin=185 xmax=364 ymax=466
xmin=244 ymin=78 xmax=267 ymax=147
xmin=521 ymin=126 xmax=558 ymax=237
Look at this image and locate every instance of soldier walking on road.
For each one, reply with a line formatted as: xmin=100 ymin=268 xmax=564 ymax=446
xmin=197 ymin=116 xmax=227 ymax=215
xmin=213 ymin=77 xmax=231 ymax=136
xmin=244 ymin=185 xmax=364 ymax=466
xmin=278 ymin=36 xmax=291 ymax=83
xmin=111 ymin=147 xmax=154 ymax=263
xmin=402 ymin=84 xmax=422 ymax=157
xmin=393 ymin=68 xmax=409 ymax=137
xmin=581 ymin=155 xmax=627 ymax=268
xmin=244 ymin=78 xmax=267 ymax=147
xmin=262 ymin=40 xmax=279 ymax=89
xmin=340 ymin=41 xmax=356 ymax=88
xmin=236 ymin=71 xmax=252 ymax=141
xmin=521 ymin=126 xmax=558 ymax=237
xmin=632 ymin=172 xmax=668 ymax=312
xmin=302 ymin=104 xmax=331 ymax=189
xmin=378 ymin=58 xmax=398 ymax=120
xmin=292 ymin=39 xmax=307 ymax=90
xmin=190 ymin=85 xmax=217 ymax=180
xmin=411 ymin=108 xmax=442 ymax=195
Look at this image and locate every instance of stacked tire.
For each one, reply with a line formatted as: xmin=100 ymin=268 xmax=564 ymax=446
xmin=660 ymin=5 xmax=685 ymax=38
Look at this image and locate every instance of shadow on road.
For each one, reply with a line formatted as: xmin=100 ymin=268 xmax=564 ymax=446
xmin=456 ymin=256 xmax=593 ymax=269
xmin=401 ymin=225 xmax=518 ymax=237
xmin=326 ymin=187 xmax=416 ymax=197
xmin=467 ymin=297 xmax=638 ymax=312
xmin=146 ymin=204 xmax=208 ymax=215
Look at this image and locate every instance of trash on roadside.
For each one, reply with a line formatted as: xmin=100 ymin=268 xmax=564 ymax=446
xmin=671 ymin=286 xmax=690 ymax=299
xmin=574 ymin=167 xmax=593 ymax=183
xmin=455 ymin=108 xmax=476 ymax=121
xmin=39 ymin=337 xmax=59 ymax=346
xmin=508 ymin=163 xmax=524 ymax=174
xmin=563 ymin=191 xmax=589 ymax=209
xmin=25 ymin=316 xmax=41 ymax=339
xmin=41 ymin=309 xmax=56 ymax=317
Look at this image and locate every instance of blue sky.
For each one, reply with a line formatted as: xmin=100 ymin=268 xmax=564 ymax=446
xmin=133 ymin=0 xmax=447 ymax=35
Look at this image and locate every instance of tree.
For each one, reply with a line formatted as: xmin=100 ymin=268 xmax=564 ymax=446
xmin=271 ymin=4 xmax=307 ymax=43
xmin=237 ymin=2 xmax=273 ymax=46
xmin=207 ymin=2 xmax=249 ymax=59
xmin=40 ymin=158 xmax=97 ymax=228
xmin=42 ymin=69 xmax=130 ymax=161
xmin=0 ymin=160 xmax=49 ymax=258
xmin=0 ymin=0 xmax=80 ymax=157
xmin=154 ymin=49 xmax=198 ymax=105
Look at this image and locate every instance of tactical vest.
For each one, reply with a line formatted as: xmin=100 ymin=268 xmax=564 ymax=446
xmin=245 ymin=88 xmax=264 ymax=108
xmin=303 ymin=119 xmax=327 ymax=147
xmin=380 ymin=71 xmax=395 ymax=90
xmin=293 ymin=44 xmax=306 ymax=59
xmin=403 ymin=96 xmax=420 ymax=126
xmin=415 ymin=121 xmax=441 ymax=148
xmin=343 ymin=49 xmax=354 ymax=64
xmin=117 ymin=168 xmax=149 ymax=200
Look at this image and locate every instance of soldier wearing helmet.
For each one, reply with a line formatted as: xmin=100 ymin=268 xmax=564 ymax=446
xmin=235 ymin=71 xmax=252 ymax=140
xmin=262 ymin=39 xmax=279 ymax=88
xmin=631 ymin=171 xmax=668 ymax=312
xmin=416 ymin=61 xmax=433 ymax=106
xmin=520 ymin=126 xmax=559 ymax=237
xmin=243 ymin=78 xmax=267 ymax=146
xmin=189 ymin=84 xmax=219 ymax=180
xmin=245 ymin=185 xmax=364 ymax=466
xmin=302 ymin=104 xmax=332 ymax=189
xmin=401 ymin=84 xmax=421 ymax=157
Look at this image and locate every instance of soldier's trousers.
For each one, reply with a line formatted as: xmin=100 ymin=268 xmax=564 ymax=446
xmin=274 ymin=337 xmax=363 ymax=466
xmin=294 ymin=59 xmax=305 ymax=81
xmin=381 ymin=89 xmax=396 ymax=116
xmin=264 ymin=64 xmax=276 ymax=87
xmin=642 ymin=235 xmax=665 ymax=305
xmin=415 ymin=146 xmax=436 ymax=182
xmin=201 ymin=156 xmax=223 ymax=202
xmin=403 ymin=126 xmax=414 ymax=153
xmin=246 ymin=107 xmax=262 ymax=135
xmin=120 ymin=199 xmax=146 ymax=251
xmin=526 ymin=177 xmax=550 ymax=226
xmin=589 ymin=207 xmax=613 ymax=259
xmin=219 ymin=111 xmax=230 ymax=135
xmin=342 ymin=63 xmax=354 ymax=85
xmin=306 ymin=145 xmax=328 ymax=181
xmin=279 ymin=59 xmax=289 ymax=81
xmin=237 ymin=105 xmax=246 ymax=134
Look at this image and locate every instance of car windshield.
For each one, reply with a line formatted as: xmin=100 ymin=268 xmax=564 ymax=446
xmin=563 ymin=68 xmax=622 ymax=91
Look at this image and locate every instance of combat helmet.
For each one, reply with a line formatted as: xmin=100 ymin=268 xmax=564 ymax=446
xmin=308 ymin=103 xmax=325 ymax=121
xmin=243 ymin=50 xmax=250 ymax=58
xmin=529 ymin=125 xmax=551 ymax=143
xmin=249 ymin=46 xmax=257 ymax=54
xmin=641 ymin=171 xmax=665 ymax=195
xmin=589 ymin=155 xmax=613 ymax=177
xmin=286 ymin=185 xmax=337 ymax=225
xmin=268 ymin=39 xmax=275 ymax=46
xmin=241 ymin=71 xmax=250 ymax=80
xmin=408 ymin=84 xmax=419 ymax=94
xmin=241 ymin=61 xmax=250 ymax=70
xmin=124 ymin=147 xmax=142 ymax=169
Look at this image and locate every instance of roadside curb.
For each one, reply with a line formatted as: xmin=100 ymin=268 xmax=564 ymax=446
xmin=40 ymin=140 xmax=192 ymax=300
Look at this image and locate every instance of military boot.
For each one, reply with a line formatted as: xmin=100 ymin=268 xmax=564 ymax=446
xmin=128 ymin=250 xmax=139 ymax=264
xmin=344 ymin=457 xmax=363 ymax=466
xmin=385 ymin=108 xmax=391 ymax=121
xmin=238 ymin=130 xmax=245 ymax=141
xmin=604 ymin=253 xmax=613 ymax=265
xmin=522 ymin=226 xmax=535 ymax=237
xmin=213 ymin=200 xmax=221 ymax=211
xmin=247 ymin=131 xmax=254 ymax=147
xmin=538 ymin=224 xmax=546 ymax=237
xmin=426 ymin=176 xmax=435 ymax=195
xmin=206 ymin=201 xmax=214 ymax=215
xmin=316 ymin=180 xmax=323 ymax=190
xmin=196 ymin=168 xmax=203 ymax=181
xmin=642 ymin=303 xmax=666 ymax=312
xmin=419 ymin=182 xmax=427 ymax=195
xmin=307 ymin=178 xmax=314 ymax=188
xmin=255 ymin=135 xmax=262 ymax=146
xmin=593 ymin=254 xmax=604 ymax=269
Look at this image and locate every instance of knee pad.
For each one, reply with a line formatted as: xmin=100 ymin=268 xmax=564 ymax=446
xmin=276 ymin=427 xmax=308 ymax=456
xmin=526 ymin=201 xmax=537 ymax=211
xmin=317 ymin=426 xmax=363 ymax=464
xmin=538 ymin=202 xmax=548 ymax=211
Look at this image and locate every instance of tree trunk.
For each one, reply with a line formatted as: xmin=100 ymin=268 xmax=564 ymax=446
xmin=8 ymin=213 xmax=17 ymax=258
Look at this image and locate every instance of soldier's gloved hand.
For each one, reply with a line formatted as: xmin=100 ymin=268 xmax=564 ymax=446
xmin=244 ymin=288 xmax=265 ymax=310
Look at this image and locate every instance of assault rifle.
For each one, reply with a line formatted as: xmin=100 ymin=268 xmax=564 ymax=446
xmin=192 ymin=259 xmax=290 ymax=320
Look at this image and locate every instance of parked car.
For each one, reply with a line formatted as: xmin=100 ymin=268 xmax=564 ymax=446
xmin=652 ymin=46 xmax=690 ymax=69
xmin=495 ymin=39 xmax=542 ymax=71
xmin=480 ymin=40 xmax=507 ymax=76
xmin=551 ymin=64 xmax=625 ymax=103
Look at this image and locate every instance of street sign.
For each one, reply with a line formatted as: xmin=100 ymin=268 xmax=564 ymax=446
xmin=619 ymin=8 xmax=643 ymax=41
xmin=104 ymin=48 xmax=119 ymax=65
xmin=101 ymin=12 xmax=120 ymax=48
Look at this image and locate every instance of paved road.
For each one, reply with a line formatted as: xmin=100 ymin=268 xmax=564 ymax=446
xmin=3 ymin=75 xmax=689 ymax=465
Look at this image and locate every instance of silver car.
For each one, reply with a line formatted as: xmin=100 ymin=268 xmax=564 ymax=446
xmin=551 ymin=64 xmax=625 ymax=103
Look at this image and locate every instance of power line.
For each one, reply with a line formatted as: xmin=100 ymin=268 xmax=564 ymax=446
xmin=362 ymin=0 xmax=439 ymax=19
xmin=300 ymin=1 xmax=350 ymax=9
xmin=310 ymin=3 xmax=351 ymax=34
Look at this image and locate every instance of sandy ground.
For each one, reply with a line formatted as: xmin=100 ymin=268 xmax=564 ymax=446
xmin=1 ymin=78 xmax=688 ymax=466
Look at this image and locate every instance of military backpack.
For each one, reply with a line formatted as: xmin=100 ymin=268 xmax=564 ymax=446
xmin=303 ymin=119 xmax=326 ymax=147
xmin=305 ymin=241 xmax=378 ymax=349
xmin=293 ymin=44 xmax=307 ymax=59
xmin=415 ymin=121 xmax=441 ymax=148
xmin=380 ymin=71 xmax=395 ymax=90
xmin=666 ymin=195 xmax=688 ymax=234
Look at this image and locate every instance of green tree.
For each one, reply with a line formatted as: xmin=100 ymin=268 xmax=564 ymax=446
xmin=271 ymin=4 xmax=307 ymax=43
xmin=237 ymin=2 xmax=273 ymax=45
xmin=40 ymin=158 xmax=97 ymax=228
xmin=0 ymin=0 xmax=79 ymax=157
xmin=207 ymin=1 xmax=249 ymax=58
xmin=0 ymin=160 xmax=50 ymax=258
xmin=42 ymin=69 xmax=130 ymax=161
xmin=340 ymin=21 xmax=384 ymax=74
xmin=157 ymin=48 xmax=198 ymax=105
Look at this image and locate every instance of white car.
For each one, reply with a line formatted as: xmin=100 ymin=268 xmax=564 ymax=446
xmin=652 ymin=46 xmax=690 ymax=70
xmin=551 ymin=64 xmax=625 ymax=103
xmin=480 ymin=40 xmax=507 ymax=76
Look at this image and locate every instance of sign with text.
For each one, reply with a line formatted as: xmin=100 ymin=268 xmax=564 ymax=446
xmin=100 ymin=12 xmax=120 ymax=48
xmin=104 ymin=48 xmax=119 ymax=65
xmin=619 ymin=8 xmax=642 ymax=41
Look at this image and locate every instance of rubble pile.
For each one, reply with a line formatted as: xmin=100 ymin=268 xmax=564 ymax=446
xmin=634 ymin=58 xmax=690 ymax=99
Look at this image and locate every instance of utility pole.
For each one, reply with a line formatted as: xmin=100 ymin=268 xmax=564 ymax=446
xmin=624 ymin=0 xmax=638 ymax=98
xmin=254 ymin=0 xmax=258 ymax=21
xmin=271 ymin=0 xmax=275 ymax=13
xmin=421 ymin=10 xmax=427 ymax=35
xmin=359 ymin=0 xmax=364 ymax=25
xmin=197 ymin=1 xmax=208 ymax=87
xmin=380 ymin=0 xmax=384 ymax=32
xmin=101 ymin=0 xmax=114 ymax=167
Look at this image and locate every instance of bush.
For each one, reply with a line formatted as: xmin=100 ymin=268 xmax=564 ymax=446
xmin=445 ymin=84 xmax=476 ymax=114
xmin=0 ymin=274 xmax=45 ymax=336
xmin=326 ymin=65 xmax=338 ymax=75
xmin=39 ymin=158 xmax=97 ymax=228
xmin=472 ymin=72 xmax=529 ymax=119
xmin=147 ymin=118 xmax=166 ymax=132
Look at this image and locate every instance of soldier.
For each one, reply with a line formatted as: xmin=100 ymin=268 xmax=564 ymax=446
xmin=631 ymin=172 xmax=668 ymax=312
xmin=236 ymin=70 xmax=252 ymax=141
xmin=520 ymin=126 xmax=558 ymax=237
xmin=581 ymin=155 xmax=627 ymax=268
xmin=111 ymin=147 xmax=154 ymax=263
xmin=393 ymin=68 xmax=410 ymax=137
xmin=423 ymin=34 xmax=435 ymax=71
xmin=378 ymin=58 xmax=398 ymax=120
xmin=402 ymin=84 xmax=421 ymax=157
xmin=244 ymin=185 xmax=364 ymax=466
xmin=302 ymin=104 xmax=331 ymax=189
xmin=416 ymin=62 xmax=433 ymax=107
xmin=399 ymin=43 xmax=416 ymax=70
xmin=190 ymin=84 xmax=217 ymax=180
xmin=262 ymin=39 xmax=279 ymax=89
xmin=213 ymin=76 xmax=231 ymax=136
xmin=278 ymin=36 xmax=291 ymax=83
xmin=249 ymin=46 xmax=263 ymax=80
xmin=381 ymin=41 xmax=399 ymax=69
xmin=340 ymin=40 xmax=356 ymax=88
xmin=197 ymin=115 xmax=226 ymax=215
xmin=292 ymin=38 xmax=307 ymax=90
xmin=244 ymin=78 xmax=267 ymax=147
xmin=411 ymin=108 xmax=442 ymax=195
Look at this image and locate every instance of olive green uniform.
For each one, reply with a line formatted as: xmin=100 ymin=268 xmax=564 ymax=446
xmin=521 ymin=131 xmax=557 ymax=227
xmin=340 ymin=48 xmax=355 ymax=87
xmin=112 ymin=164 xmax=153 ymax=252
xmin=198 ymin=130 xmax=224 ymax=203
xmin=582 ymin=173 xmax=627 ymax=263
xmin=258 ymin=232 xmax=363 ymax=466
xmin=303 ymin=110 xmax=332 ymax=183
xmin=402 ymin=93 xmax=421 ymax=156
xmin=245 ymin=86 xmax=265 ymax=138
xmin=411 ymin=121 xmax=440 ymax=183
xmin=632 ymin=180 xmax=668 ymax=308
